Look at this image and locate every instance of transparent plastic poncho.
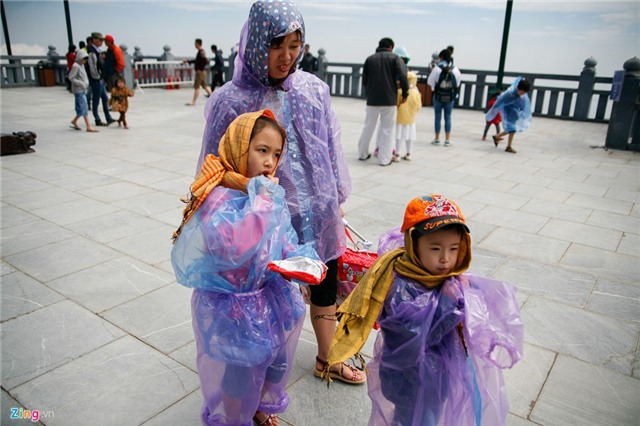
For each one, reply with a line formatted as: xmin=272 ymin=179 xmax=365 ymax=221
xmin=171 ymin=177 xmax=318 ymax=425
xmin=196 ymin=1 xmax=351 ymax=263
xmin=485 ymin=76 xmax=532 ymax=134
xmin=366 ymin=229 xmax=525 ymax=426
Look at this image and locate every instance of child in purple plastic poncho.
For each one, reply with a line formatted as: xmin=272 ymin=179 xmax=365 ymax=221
xmin=486 ymin=76 xmax=532 ymax=154
xmin=172 ymin=109 xmax=325 ymax=426
xmin=326 ymin=194 xmax=524 ymax=426
xmin=197 ymin=1 xmax=361 ymax=387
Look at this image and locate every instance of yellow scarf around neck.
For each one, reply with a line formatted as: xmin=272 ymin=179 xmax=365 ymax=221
xmin=324 ymin=229 xmax=471 ymax=380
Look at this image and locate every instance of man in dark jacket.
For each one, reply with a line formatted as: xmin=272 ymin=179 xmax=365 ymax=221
xmin=87 ymin=32 xmax=115 ymax=126
xmin=357 ymin=37 xmax=408 ymax=166
xmin=210 ymin=44 xmax=225 ymax=89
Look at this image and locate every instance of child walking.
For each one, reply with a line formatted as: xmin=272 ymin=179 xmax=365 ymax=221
xmin=68 ymin=49 xmax=97 ymax=133
xmin=486 ymin=77 xmax=532 ymax=153
xmin=393 ymin=71 xmax=422 ymax=162
xmin=326 ymin=194 xmax=524 ymax=425
xmin=109 ymin=76 xmax=134 ymax=129
xmin=171 ymin=110 xmax=325 ymax=426
xmin=482 ymin=89 xmax=502 ymax=141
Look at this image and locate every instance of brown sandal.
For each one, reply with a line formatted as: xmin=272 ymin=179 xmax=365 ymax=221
xmin=313 ymin=356 xmax=366 ymax=384
xmin=253 ymin=411 xmax=278 ymax=426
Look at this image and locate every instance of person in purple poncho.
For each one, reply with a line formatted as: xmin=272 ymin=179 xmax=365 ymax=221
xmin=326 ymin=194 xmax=524 ymax=425
xmin=196 ymin=0 xmax=363 ymax=392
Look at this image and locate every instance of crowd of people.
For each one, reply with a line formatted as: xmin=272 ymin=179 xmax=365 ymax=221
xmin=167 ymin=1 xmax=528 ymax=426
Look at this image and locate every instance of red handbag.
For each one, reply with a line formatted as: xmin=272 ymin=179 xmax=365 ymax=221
xmin=300 ymin=220 xmax=378 ymax=307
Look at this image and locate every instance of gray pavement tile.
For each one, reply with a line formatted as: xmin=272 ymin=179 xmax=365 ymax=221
xmin=2 ymin=186 xmax=83 ymax=211
xmin=605 ymin=187 xmax=640 ymax=204
xmin=477 ymin=228 xmax=570 ymax=265
xmin=142 ymin=390 xmax=203 ymax=426
xmin=282 ymin=371 xmax=371 ymax=426
xmin=101 ymin=284 xmax=193 ymax=353
xmin=407 ymin=178 xmax=476 ymax=199
xmin=530 ymin=355 xmax=640 ymax=426
xmin=1 ymin=259 xmax=17 ymax=276
xmin=84 ymin=157 xmax=148 ymax=177
xmin=12 ymin=163 xmax=87 ymax=182
xmin=146 ymin=175 xmax=193 ymax=198
xmin=459 ymin=174 xmax=518 ymax=193
xmin=618 ymin=232 xmax=640 ymax=257
xmin=507 ymin=413 xmax=539 ymax=425
xmin=560 ymin=244 xmax=640 ymax=284
xmin=538 ymin=218 xmax=622 ymax=251
xmin=466 ymin=247 xmax=509 ymax=278
xmin=507 ymin=183 xmax=571 ymax=203
xmin=2 ymin=175 xmax=55 ymax=200
xmin=29 ymin=197 xmax=120 ymax=226
xmin=586 ymin=209 xmax=640 ymax=235
xmin=77 ymin=180 xmax=154 ymax=203
xmin=169 ymin=340 xmax=197 ymax=372
xmin=491 ymin=258 xmax=596 ymax=308
xmin=106 ymin=223 xmax=175 ymax=265
xmin=65 ymin=210 xmax=167 ymax=244
xmin=504 ymin=343 xmax=557 ymax=419
xmin=11 ymin=335 xmax=199 ymax=426
xmin=1 ymin=300 xmax=124 ymax=390
xmin=521 ymin=296 xmax=639 ymax=375
xmin=1 ymin=271 xmax=64 ymax=321
xmin=47 ymin=171 xmax=121 ymax=192
xmin=519 ymin=198 xmax=593 ymax=224
xmin=462 ymin=188 xmax=531 ymax=210
xmin=0 ymin=204 xmax=40 ymax=230
xmin=586 ymin=277 xmax=640 ymax=322
xmin=470 ymin=205 xmax=550 ymax=234
xmin=119 ymin=167 xmax=183 ymax=186
xmin=3 ymin=235 xmax=121 ymax=283
xmin=46 ymin=256 xmax=174 ymax=313
xmin=111 ymin=191 xmax=183 ymax=216
xmin=566 ymin=192 xmax=634 ymax=215
xmin=0 ymin=219 xmax=76 ymax=257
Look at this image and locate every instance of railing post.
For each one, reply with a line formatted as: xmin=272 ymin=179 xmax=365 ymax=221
xmin=474 ymin=73 xmax=487 ymax=109
xmin=605 ymin=57 xmax=640 ymax=151
xmin=226 ymin=51 xmax=236 ymax=83
xmin=120 ymin=44 xmax=135 ymax=90
xmin=317 ymin=48 xmax=327 ymax=82
xmin=575 ymin=57 xmax=597 ymax=120
xmin=133 ymin=46 xmax=144 ymax=63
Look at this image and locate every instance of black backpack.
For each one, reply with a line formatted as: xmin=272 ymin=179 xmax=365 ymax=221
xmin=435 ymin=65 xmax=457 ymax=103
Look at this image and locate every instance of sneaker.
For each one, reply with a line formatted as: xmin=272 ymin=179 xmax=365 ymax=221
xmin=358 ymin=154 xmax=371 ymax=161
xmin=431 ymin=139 xmax=441 ymax=146
xmin=444 ymin=140 xmax=452 ymax=147
xmin=391 ymin=154 xmax=400 ymax=163
xmin=402 ymin=153 xmax=411 ymax=161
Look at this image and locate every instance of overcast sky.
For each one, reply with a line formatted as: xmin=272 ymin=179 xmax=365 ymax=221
xmin=1 ymin=0 xmax=638 ymax=78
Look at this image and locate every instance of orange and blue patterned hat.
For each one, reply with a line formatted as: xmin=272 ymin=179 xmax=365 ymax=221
xmin=401 ymin=194 xmax=470 ymax=234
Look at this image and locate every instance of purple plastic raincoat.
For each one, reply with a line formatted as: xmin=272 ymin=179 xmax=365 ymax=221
xmin=197 ymin=0 xmax=351 ymax=263
xmin=172 ymin=177 xmax=317 ymax=426
xmin=367 ymin=229 xmax=525 ymax=425
xmin=485 ymin=76 xmax=532 ymax=134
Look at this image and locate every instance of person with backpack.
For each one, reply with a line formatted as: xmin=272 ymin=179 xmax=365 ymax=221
xmin=427 ymin=48 xmax=461 ymax=147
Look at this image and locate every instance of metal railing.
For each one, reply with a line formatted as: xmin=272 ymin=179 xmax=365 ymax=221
xmin=1 ymin=54 xmax=614 ymax=122
xmin=134 ymin=60 xmax=193 ymax=88
xmin=321 ymin=64 xmax=613 ymax=123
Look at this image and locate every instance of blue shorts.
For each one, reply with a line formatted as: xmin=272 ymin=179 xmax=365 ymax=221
xmin=74 ymin=93 xmax=88 ymax=117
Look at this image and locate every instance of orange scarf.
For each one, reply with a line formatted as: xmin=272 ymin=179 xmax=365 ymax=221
xmin=172 ymin=109 xmax=283 ymax=242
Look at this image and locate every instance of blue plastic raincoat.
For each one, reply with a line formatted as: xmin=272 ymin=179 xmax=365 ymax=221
xmin=171 ymin=177 xmax=317 ymax=426
xmin=485 ymin=76 xmax=532 ymax=133
xmin=197 ymin=0 xmax=351 ymax=263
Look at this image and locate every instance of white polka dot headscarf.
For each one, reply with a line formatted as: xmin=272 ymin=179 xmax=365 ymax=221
xmin=244 ymin=0 xmax=305 ymax=86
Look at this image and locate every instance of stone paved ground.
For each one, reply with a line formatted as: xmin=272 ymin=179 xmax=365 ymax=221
xmin=1 ymin=86 xmax=639 ymax=425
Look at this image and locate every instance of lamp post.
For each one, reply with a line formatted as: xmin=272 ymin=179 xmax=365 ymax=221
xmin=496 ymin=0 xmax=514 ymax=89
xmin=64 ymin=0 xmax=73 ymax=48
xmin=1 ymin=0 xmax=12 ymax=56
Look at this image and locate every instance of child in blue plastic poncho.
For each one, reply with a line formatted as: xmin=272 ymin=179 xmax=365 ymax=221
xmin=486 ymin=76 xmax=532 ymax=154
xmin=326 ymin=194 xmax=524 ymax=426
xmin=171 ymin=109 xmax=326 ymax=426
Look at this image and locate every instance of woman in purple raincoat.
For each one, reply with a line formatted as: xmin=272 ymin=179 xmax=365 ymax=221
xmin=197 ymin=0 xmax=363 ymax=388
